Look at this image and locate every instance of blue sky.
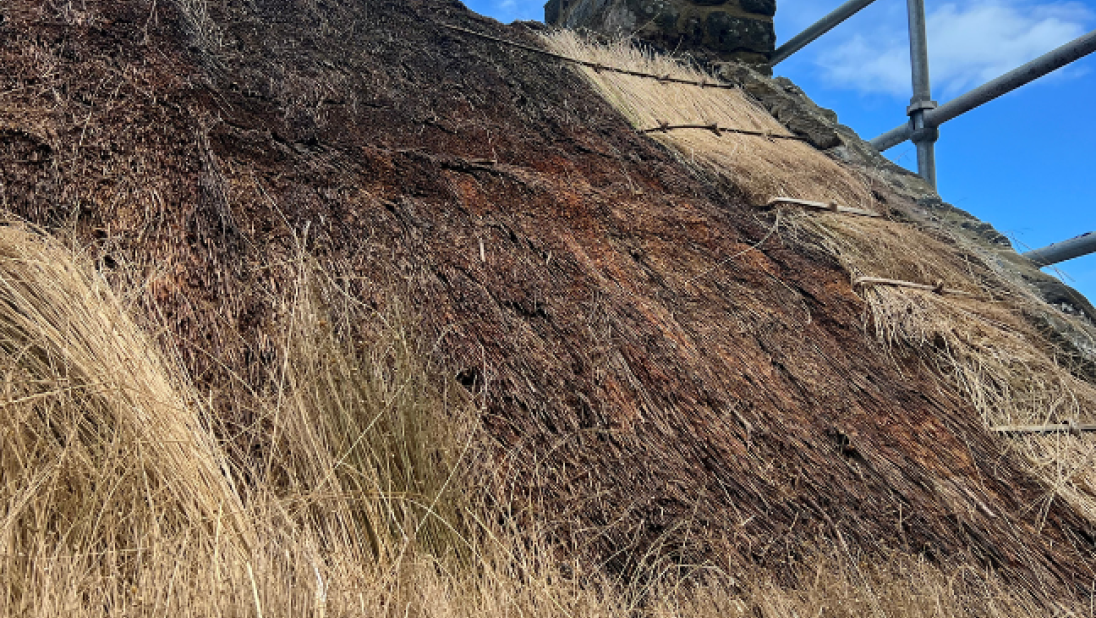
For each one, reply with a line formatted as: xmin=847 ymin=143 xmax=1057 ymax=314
xmin=461 ymin=0 xmax=1096 ymax=304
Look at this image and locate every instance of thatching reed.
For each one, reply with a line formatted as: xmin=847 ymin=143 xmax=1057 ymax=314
xmin=539 ymin=29 xmax=1096 ymax=534
xmin=542 ymin=31 xmax=876 ymax=210
xmin=0 ymin=224 xmax=476 ymax=613
xmin=0 ymin=223 xmax=248 ymax=547
xmin=783 ymin=210 xmax=1096 ymax=525
xmin=0 ymin=223 xmax=1087 ymax=616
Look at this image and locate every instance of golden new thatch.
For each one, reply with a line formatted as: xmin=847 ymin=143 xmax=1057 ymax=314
xmin=543 ymin=31 xmax=877 ymax=210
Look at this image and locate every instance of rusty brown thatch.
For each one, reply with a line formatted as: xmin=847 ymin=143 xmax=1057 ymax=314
xmin=2 ymin=0 xmax=1096 ymax=606
xmin=544 ymin=30 xmax=1096 ymax=558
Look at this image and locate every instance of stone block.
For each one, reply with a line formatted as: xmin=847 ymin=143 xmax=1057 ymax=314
xmin=545 ymin=0 xmax=562 ymax=24
xmin=705 ymin=12 xmax=774 ymax=53
xmin=545 ymin=0 xmax=777 ymax=64
xmin=739 ymin=0 xmax=775 ymax=17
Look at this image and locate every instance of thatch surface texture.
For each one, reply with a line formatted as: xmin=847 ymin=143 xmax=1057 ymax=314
xmin=2 ymin=0 xmax=1095 ymax=600
xmin=543 ymin=31 xmax=876 ymax=210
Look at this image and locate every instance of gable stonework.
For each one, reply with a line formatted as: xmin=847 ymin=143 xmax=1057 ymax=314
xmin=544 ymin=0 xmax=775 ymax=66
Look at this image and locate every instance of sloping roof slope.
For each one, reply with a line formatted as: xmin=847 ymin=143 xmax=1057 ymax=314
xmin=1 ymin=0 xmax=1094 ymax=598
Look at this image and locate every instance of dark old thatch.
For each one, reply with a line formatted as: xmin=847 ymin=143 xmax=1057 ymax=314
xmin=2 ymin=0 xmax=1095 ymax=600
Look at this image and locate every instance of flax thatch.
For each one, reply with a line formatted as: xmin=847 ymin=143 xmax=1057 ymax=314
xmin=788 ymin=209 xmax=1096 ymax=528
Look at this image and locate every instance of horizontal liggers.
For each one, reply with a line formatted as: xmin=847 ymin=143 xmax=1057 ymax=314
xmin=545 ymin=28 xmax=1096 ymax=546
xmin=541 ymin=30 xmax=877 ymax=211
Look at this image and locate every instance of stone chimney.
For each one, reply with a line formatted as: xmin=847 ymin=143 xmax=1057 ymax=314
xmin=544 ymin=0 xmax=775 ymax=68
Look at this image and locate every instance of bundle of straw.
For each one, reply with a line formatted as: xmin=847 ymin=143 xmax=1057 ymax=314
xmin=543 ymin=31 xmax=875 ymax=210
xmin=0 ymin=223 xmax=251 ymax=600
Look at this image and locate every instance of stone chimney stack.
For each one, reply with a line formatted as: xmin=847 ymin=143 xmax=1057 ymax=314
xmin=544 ymin=0 xmax=775 ymax=68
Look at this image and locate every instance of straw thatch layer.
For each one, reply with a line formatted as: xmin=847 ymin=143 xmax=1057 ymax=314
xmin=543 ymin=31 xmax=876 ymax=210
xmin=541 ymin=31 xmax=1096 ymax=546
xmin=1 ymin=0 xmax=1095 ymax=604
xmin=543 ymin=28 xmax=1096 ymax=598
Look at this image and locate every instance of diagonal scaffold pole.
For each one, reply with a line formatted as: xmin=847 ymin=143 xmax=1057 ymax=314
xmin=1023 ymin=232 xmax=1096 ymax=267
xmin=770 ymin=0 xmax=881 ymax=66
xmin=871 ymin=28 xmax=1096 ymax=152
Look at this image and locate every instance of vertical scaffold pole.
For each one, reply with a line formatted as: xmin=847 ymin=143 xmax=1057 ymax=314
xmin=906 ymin=0 xmax=938 ymax=189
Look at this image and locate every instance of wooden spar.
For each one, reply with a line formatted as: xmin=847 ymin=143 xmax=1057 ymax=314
xmin=439 ymin=24 xmax=739 ymax=90
xmin=643 ymin=124 xmax=808 ymax=142
xmin=766 ymin=196 xmax=882 ymax=218
xmin=853 ymin=276 xmax=973 ymax=297
xmin=993 ymin=422 xmax=1096 ymax=436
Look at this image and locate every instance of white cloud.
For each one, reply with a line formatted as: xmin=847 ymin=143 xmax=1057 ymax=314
xmin=801 ymin=0 xmax=1093 ymax=98
xmin=817 ymin=33 xmax=912 ymax=96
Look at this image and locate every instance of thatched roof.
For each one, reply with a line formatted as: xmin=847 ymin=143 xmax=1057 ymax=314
xmin=3 ymin=0 xmax=1096 ymax=600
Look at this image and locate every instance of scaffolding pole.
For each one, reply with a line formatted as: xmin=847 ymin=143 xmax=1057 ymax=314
xmin=904 ymin=0 xmax=938 ymax=188
xmin=770 ymin=0 xmax=880 ymax=66
xmin=1023 ymin=232 xmax=1096 ymax=267
xmin=871 ymin=28 xmax=1096 ymax=152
